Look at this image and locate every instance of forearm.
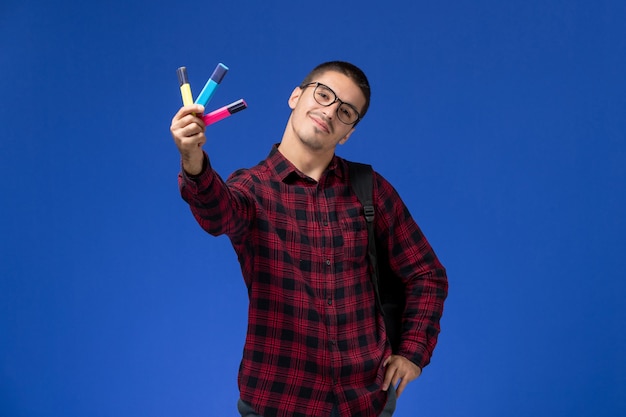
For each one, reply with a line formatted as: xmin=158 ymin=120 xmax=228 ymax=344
xmin=179 ymin=152 xmax=254 ymax=238
xmin=374 ymin=174 xmax=448 ymax=368
xmin=399 ymin=264 xmax=448 ymax=368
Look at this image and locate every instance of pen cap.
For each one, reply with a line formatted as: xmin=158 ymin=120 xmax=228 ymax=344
xmin=210 ymin=63 xmax=229 ymax=83
xmin=177 ymin=67 xmax=189 ymax=86
xmin=229 ymin=99 xmax=247 ymax=114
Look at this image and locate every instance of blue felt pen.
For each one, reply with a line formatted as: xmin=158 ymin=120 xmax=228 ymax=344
xmin=194 ymin=63 xmax=229 ymax=107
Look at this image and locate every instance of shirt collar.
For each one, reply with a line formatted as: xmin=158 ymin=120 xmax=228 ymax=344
xmin=266 ymin=144 xmax=345 ymax=183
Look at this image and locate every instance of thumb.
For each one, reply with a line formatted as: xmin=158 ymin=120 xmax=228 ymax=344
xmin=383 ymin=355 xmax=393 ymax=367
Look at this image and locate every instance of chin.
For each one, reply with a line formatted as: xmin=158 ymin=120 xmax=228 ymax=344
xmin=299 ymin=135 xmax=325 ymax=151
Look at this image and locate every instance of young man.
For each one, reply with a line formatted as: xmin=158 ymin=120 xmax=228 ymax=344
xmin=170 ymin=61 xmax=448 ymax=417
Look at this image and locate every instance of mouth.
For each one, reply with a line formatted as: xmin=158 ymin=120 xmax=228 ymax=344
xmin=309 ymin=114 xmax=331 ymax=134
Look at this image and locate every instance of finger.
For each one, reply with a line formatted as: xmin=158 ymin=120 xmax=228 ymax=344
xmin=171 ymin=118 xmax=204 ymax=142
xmin=381 ymin=355 xmax=392 ymax=390
xmin=173 ymin=127 xmax=206 ymax=153
xmin=173 ymin=104 xmax=205 ymax=122
xmin=179 ymin=122 xmax=205 ymax=138
xmin=175 ymin=115 xmax=208 ymax=139
xmin=392 ymin=364 xmax=407 ymax=390
xmin=181 ymin=133 xmax=206 ymax=150
xmin=176 ymin=112 xmax=206 ymax=131
xmin=383 ymin=355 xmax=392 ymax=367
xmin=395 ymin=378 xmax=408 ymax=398
xmin=382 ymin=364 xmax=398 ymax=391
xmin=393 ymin=370 xmax=403 ymax=388
xmin=414 ymin=365 xmax=422 ymax=379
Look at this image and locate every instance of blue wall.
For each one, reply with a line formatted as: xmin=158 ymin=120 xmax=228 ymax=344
xmin=1 ymin=1 xmax=625 ymax=416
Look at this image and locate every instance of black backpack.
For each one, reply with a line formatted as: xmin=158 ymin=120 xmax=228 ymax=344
xmin=348 ymin=161 xmax=405 ymax=353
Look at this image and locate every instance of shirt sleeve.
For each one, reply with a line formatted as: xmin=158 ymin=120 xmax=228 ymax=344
xmin=178 ymin=151 xmax=255 ymax=240
xmin=373 ymin=172 xmax=448 ymax=369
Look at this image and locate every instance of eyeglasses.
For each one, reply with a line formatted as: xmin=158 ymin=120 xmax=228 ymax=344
xmin=301 ymin=82 xmax=362 ymax=125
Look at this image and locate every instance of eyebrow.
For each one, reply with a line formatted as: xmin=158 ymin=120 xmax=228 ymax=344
xmin=317 ymin=82 xmax=360 ymax=112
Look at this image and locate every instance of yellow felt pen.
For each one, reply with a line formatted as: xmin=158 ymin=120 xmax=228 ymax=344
xmin=176 ymin=67 xmax=194 ymax=106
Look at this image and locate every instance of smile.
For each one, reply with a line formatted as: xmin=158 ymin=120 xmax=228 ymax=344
xmin=310 ymin=114 xmax=331 ymax=133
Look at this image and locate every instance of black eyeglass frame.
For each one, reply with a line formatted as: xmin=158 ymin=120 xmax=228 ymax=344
xmin=300 ymin=82 xmax=362 ymax=125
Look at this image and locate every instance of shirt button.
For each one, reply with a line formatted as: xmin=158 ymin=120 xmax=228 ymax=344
xmin=327 ymin=298 xmax=332 ymax=305
xmin=325 ymin=260 xmax=331 ymax=266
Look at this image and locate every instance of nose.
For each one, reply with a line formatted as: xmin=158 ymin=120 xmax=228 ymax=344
xmin=322 ymin=100 xmax=341 ymax=120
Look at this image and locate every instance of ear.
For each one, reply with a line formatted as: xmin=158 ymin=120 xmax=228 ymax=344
xmin=288 ymin=86 xmax=303 ymax=110
xmin=338 ymin=127 xmax=356 ymax=145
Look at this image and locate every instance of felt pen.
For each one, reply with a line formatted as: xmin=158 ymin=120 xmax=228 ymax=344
xmin=202 ymin=99 xmax=247 ymax=125
xmin=176 ymin=67 xmax=194 ymax=106
xmin=194 ymin=63 xmax=229 ymax=107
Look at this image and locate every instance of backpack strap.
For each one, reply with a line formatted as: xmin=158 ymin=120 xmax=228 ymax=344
xmin=347 ymin=161 xmax=384 ymax=314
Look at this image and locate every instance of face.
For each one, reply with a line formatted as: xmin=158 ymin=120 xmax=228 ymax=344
xmin=287 ymin=71 xmax=367 ymax=153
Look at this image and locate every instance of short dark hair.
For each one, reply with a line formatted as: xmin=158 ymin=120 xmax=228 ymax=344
xmin=300 ymin=61 xmax=371 ymax=120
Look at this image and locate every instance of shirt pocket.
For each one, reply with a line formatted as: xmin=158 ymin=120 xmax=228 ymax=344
xmin=339 ymin=210 xmax=369 ymax=265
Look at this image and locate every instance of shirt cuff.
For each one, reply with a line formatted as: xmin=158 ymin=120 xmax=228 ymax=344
xmin=179 ymin=152 xmax=214 ymax=195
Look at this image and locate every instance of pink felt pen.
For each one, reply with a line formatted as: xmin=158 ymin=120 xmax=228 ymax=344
xmin=202 ymin=99 xmax=248 ymax=125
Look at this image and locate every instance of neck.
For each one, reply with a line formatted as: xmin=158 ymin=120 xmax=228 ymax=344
xmin=278 ymin=123 xmax=334 ymax=182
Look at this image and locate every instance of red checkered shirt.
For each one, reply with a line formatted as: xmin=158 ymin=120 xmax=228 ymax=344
xmin=179 ymin=145 xmax=447 ymax=417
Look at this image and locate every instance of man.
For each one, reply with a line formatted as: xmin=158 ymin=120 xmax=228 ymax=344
xmin=170 ymin=61 xmax=448 ymax=417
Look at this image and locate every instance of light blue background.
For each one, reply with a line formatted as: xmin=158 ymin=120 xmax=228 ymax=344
xmin=1 ymin=1 xmax=625 ymax=416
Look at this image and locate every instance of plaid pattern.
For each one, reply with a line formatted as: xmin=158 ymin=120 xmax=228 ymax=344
xmin=179 ymin=145 xmax=447 ymax=417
